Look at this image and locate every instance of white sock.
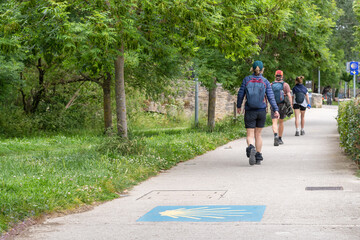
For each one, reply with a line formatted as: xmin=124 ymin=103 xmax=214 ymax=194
xmin=296 ymin=128 xmax=300 ymax=132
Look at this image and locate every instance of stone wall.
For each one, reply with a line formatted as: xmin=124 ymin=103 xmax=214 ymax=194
xmin=311 ymin=93 xmax=322 ymax=108
xmin=147 ymin=81 xmax=329 ymax=119
xmin=146 ymin=81 xmax=238 ymax=120
xmin=181 ymin=82 xmax=237 ymax=120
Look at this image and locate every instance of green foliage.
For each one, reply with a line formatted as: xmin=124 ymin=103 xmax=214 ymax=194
xmin=0 ymin=115 xmax=250 ymax=234
xmin=337 ymin=98 xmax=360 ymax=163
xmin=0 ymin=81 xmax=105 ymax=137
xmin=96 ymin=135 xmax=146 ymax=156
xmin=258 ymin=0 xmax=341 ymax=83
xmin=341 ymin=72 xmax=353 ymax=82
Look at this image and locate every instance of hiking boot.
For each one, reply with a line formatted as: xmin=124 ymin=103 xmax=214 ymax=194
xmin=255 ymin=152 xmax=263 ymax=160
xmin=301 ymin=129 xmax=305 ymax=135
xmin=278 ymin=138 xmax=284 ymax=145
xmin=274 ymin=137 xmax=280 ymax=146
xmin=255 ymin=152 xmax=263 ymax=165
xmin=246 ymin=144 xmax=255 ymax=158
xmin=246 ymin=145 xmax=256 ymax=165
xmin=295 ymin=131 xmax=300 ymax=136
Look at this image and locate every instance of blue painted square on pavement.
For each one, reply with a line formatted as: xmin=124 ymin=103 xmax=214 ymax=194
xmin=137 ymin=205 xmax=266 ymax=222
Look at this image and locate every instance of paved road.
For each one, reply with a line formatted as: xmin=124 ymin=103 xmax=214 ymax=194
xmin=15 ymin=106 xmax=360 ymax=240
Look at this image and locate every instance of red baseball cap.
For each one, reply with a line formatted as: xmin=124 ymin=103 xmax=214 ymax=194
xmin=275 ymin=70 xmax=283 ymax=76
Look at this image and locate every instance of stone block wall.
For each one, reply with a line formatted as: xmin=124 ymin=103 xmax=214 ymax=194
xmin=311 ymin=93 xmax=322 ymax=108
xmin=146 ymin=80 xmax=238 ymax=120
xmin=181 ymin=82 xmax=237 ymax=120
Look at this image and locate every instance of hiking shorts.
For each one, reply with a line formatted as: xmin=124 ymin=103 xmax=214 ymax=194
xmin=244 ymin=110 xmax=267 ymax=128
xmin=271 ymin=103 xmax=286 ymax=119
xmin=293 ymin=104 xmax=306 ymax=111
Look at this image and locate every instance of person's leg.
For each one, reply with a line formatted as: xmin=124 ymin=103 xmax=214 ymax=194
xmin=272 ymin=118 xmax=278 ymax=135
xmin=294 ymin=108 xmax=300 ymax=136
xmin=246 ymin=128 xmax=255 ymax=146
xmin=255 ymin=127 xmax=263 ymax=153
xmin=246 ymin=128 xmax=256 ymax=165
xmin=272 ymin=118 xmax=280 ymax=146
xmin=300 ymin=110 xmax=306 ymax=129
xmin=300 ymin=110 xmax=306 ymax=135
xmin=278 ymin=119 xmax=284 ymax=137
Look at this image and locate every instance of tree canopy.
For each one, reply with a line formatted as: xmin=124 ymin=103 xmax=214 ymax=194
xmin=0 ymin=0 xmax=358 ymax=135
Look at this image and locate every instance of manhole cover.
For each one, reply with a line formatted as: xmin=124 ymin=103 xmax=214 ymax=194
xmin=137 ymin=190 xmax=227 ymax=201
xmin=305 ymin=186 xmax=343 ymax=191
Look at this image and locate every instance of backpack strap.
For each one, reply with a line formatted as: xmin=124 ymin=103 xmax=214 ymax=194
xmin=246 ymin=77 xmax=267 ymax=88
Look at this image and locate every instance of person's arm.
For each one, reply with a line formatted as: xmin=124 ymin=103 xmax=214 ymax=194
xmin=284 ymin=83 xmax=293 ymax=105
xmin=287 ymin=92 xmax=293 ymax=106
xmin=306 ymin=93 xmax=311 ymax=108
xmin=237 ymin=77 xmax=247 ymax=113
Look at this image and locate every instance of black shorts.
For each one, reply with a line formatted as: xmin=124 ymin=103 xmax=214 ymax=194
xmin=244 ymin=110 xmax=267 ymax=128
xmin=271 ymin=103 xmax=286 ymax=119
xmin=293 ymin=104 xmax=306 ymax=111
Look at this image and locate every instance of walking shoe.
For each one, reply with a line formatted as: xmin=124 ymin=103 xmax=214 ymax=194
xmin=274 ymin=137 xmax=280 ymax=146
xmin=255 ymin=152 xmax=263 ymax=160
xmin=247 ymin=145 xmax=256 ymax=165
xmin=295 ymin=131 xmax=300 ymax=136
xmin=278 ymin=138 xmax=284 ymax=145
xmin=301 ymin=129 xmax=305 ymax=135
xmin=246 ymin=144 xmax=255 ymax=158
xmin=255 ymin=152 xmax=263 ymax=165
xmin=249 ymin=148 xmax=256 ymax=165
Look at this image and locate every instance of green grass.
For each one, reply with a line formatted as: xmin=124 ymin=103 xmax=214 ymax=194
xmin=0 ymin=115 xmax=271 ymax=235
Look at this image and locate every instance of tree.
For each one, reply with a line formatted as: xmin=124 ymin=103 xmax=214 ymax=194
xmin=257 ymin=0 xmax=340 ymax=83
xmin=193 ymin=0 xmax=292 ymax=130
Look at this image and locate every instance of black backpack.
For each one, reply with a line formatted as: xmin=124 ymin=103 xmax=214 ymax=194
xmin=295 ymin=92 xmax=305 ymax=104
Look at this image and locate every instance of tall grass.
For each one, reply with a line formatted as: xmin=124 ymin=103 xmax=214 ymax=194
xmin=0 ymin=114 xmax=257 ymax=235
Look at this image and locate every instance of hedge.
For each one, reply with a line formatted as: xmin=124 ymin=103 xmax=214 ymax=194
xmin=337 ymin=97 xmax=360 ymax=164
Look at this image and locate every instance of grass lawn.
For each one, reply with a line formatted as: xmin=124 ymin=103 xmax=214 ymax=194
xmin=1 ymin=115 xmax=267 ymax=235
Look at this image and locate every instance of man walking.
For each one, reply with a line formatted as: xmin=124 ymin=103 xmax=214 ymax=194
xmin=271 ymin=70 xmax=292 ymax=146
xmin=237 ymin=61 xmax=279 ymax=165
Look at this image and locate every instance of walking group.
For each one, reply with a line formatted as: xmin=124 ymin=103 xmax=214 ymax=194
xmin=237 ymin=61 xmax=311 ymax=165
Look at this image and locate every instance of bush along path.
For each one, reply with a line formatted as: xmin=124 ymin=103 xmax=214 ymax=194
xmin=0 ymin=115 xmax=274 ymax=235
xmin=337 ymin=97 xmax=360 ymax=166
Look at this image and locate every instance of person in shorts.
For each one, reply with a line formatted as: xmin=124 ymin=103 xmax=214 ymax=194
xmin=237 ymin=61 xmax=279 ymax=165
xmin=271 ymin=70 xmax=292 ymax=146
xmin=292 ymin=76 xmax=311 ymax=136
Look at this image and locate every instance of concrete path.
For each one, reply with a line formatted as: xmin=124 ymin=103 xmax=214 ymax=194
xmin=15 ymin=106 xmax=360 ymax=240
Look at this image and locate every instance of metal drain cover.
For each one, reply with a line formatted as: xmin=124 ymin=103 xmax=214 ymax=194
xmin=305 ymin=186 xmax=343 ymax=191
xmin=137 ymin=190 xmax=227 ymax=201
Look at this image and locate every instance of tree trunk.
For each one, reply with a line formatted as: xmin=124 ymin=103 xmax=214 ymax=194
xmin=31 ymin=58 xmax=46 ymax=113
xmin=114 ymin=44 xmax=128 ymax=138
xmin=207 ymin=78 xmax=217 ymax=131
xmin=103 ymin=72 xmax=113 ymax=134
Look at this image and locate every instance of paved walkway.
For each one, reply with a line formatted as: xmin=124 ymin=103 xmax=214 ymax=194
xmin=16 ymin=106 xmax=360 ymax=240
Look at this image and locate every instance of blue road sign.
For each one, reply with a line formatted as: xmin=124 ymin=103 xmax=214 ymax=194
xmin=137 ymin=205 xmax=266 ymax=222
xmin=350 ymin=62 xmax=358 ymax=71
xmin=350 ymin=70 xmax=358 ymax=75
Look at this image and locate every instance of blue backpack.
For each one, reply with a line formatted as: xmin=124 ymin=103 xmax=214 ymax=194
xmin=245 ymin=77 xmax=266 ymax=109
xmin=271 ymin=81 xmax=285 ymax=104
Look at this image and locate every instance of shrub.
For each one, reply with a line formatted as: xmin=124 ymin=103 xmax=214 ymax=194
xmin=337 ymin=98 xmax=360 ymax=164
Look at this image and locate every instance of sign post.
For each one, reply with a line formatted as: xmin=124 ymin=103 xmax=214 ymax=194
xmin=349 ymin=61 xmax=358 ymax=98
